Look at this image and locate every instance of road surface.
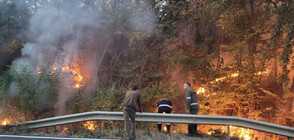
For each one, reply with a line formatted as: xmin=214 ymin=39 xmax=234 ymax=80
xmin=0 ymin=135 xmax=119 ymax=140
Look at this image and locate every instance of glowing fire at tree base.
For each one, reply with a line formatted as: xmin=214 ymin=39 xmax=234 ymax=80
xmin=0 ymin=119 xmax=11 ymax=126
xmin=83 ymin=121 xmax=98 ymax=131
xmin=169 ymin=124 xmax=256 ymax=139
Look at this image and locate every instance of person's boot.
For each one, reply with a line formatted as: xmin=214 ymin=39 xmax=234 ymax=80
xmin=186 ymin=124 xmax=193 ymax=137
xmin=157 ymin=124 xmax=162 ymax=133
xmin=193 ymin=124 xmax=198 ymax=135
xmin=167 ymin=125 xmax=171 ymax=133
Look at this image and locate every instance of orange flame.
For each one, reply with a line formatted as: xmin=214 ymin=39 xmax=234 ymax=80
xmin=206 ymin=126 xmax=254 ymax=139
xmin=62 ymin=127 xmax=68 ymax=132
xmin=61 ymin=66 xmax=70 ymax=72
xmin=197 ymin=87 xmax=205 ymax=94
xmin=229 ymin=126 xmax=254 ymax=140
xmin=62 ymin=66 xmax=84 ymax=88
xmin=83 ymin=121 xmax=96 ymax=131
xmin=50 ymin=54 xmax=87 ymax=89
xmin=1 ymin=119 xmax=10 ymax=126
xmin=58 ymin=64 xmax=85 ymax=89
xmin=197 ymin=69 xmax=270 ymax=96
xmin=255 ymin=69 xmax=271 ymax=76
xmin=194 ymin=70 xmax=268 ymax=138
xmin=163 ymin=126 xmax=167 ymax=131
xmin=231 ymin=73 xmax=239 ymax=77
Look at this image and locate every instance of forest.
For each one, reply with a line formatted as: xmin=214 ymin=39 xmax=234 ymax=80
xmin=0 ymin=0 xmax=293 ymax=139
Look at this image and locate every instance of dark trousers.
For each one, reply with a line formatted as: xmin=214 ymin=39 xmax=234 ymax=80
xmin=123 ymin=107 xmax=136 ymax=138
xmin=188 ymin=109 xmax=197 ymax=134
xmin=157 ymin=109 xmax=171 ymax=133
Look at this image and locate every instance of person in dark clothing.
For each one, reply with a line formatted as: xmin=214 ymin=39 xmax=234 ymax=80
xmin=157 ymin=98 xmax=172 ymax=133
xmin=123 ymin=86 xmax=142 ymax=140
xmin=184 ymin=82 xmax=199 ymax=136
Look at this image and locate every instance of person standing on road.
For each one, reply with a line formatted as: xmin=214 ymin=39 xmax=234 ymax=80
xmin=123 ymin=85 xmax=142 ymax=140
xmin=184 ymin=82 xmax=199 ymax=136
xmin=157 ymin=98 xmax=172 ymax=133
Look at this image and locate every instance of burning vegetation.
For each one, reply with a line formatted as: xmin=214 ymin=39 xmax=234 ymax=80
xmin=82 ymin=121 xmax=98 ymax=131
xmin=196 ymin=69 xmax=271 ymax=97
xmin=52 ymin=60 xmax=87 ymax=89
xmin=0 ymin=0 xmax=294 ymax=139
xmin=1 ymin=119 xmax=10 ymax=126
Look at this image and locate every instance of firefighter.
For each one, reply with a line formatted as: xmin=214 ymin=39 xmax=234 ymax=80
xmin=184 ymin=82 xmax=199 ymax=136
xmin=157 ymin=98 xmax=172 ymax=133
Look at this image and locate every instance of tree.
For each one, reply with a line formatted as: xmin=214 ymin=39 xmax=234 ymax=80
xmin=0 ymin=0 xmax=30 ymax=72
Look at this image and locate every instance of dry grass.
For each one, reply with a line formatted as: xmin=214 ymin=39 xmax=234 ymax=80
xmin=134 ymin=130 xmax=229 ymax=140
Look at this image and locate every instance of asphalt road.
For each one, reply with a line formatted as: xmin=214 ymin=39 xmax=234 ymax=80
xmin=0 ymin=135 xmax=119 ymax=140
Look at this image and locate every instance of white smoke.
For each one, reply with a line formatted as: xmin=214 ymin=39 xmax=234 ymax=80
xmin=10 ymin=0 xmax=158 ymax=115
xmin=129 ymin=1 xmax=158 ymax=33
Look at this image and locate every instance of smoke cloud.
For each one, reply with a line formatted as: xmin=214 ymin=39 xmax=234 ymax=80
xmin=9 ymin=0 xmax=158 ymax=115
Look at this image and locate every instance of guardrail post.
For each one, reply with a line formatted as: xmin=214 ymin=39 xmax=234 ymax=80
xmin=101 ymin=121 xmax=104 ymax=131
xmin=227 ymin=125 xmax=230 ymax=140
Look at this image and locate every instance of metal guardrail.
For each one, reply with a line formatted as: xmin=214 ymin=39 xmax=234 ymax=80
xmin=7 ymin=111 xmax=294 ymax=138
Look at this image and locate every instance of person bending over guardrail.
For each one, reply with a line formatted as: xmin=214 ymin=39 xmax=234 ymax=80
xmin=157 ymin=98 xmax=172 ymax=133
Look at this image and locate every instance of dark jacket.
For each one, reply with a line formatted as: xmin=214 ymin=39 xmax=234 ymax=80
xmin=123 ymin=90 xmax=142 ymax=112
xmin=157 ymin=98 xmax=172 ymax=113
xmin=185 ymin=87 xmax=198 ymax=111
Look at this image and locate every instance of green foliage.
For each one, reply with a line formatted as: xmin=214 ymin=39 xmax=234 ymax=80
xmin=187 ymin=1 xmax=273 ymax=122
xmin=91 ymin=82 xmax=177 ymax=113
xmin=65 ymin=89 xmax=90 ymax=114
xmin=0 ymin=71 xmax=9 ymax=95
xmin=10 ymin=67 xmax=40 ymax=118
xmin=9 ymin=66 xmax=60 ymax=119
xmin=268 ymin=1 xmax=294 ymax=88
xmin=140 ymin=82 xmax=177 ymax=112
xmin=167 ymin=44 xmax=220 ymax=84
xmin=0 ymin=71 xmax=11 ymax=113
xmin=202 ymin=80 xmax=262 ymax=118
xmin=155 ymin=0 xmax=189 ymax=36
xmin=160 ymin=0 xmax=224 ymax=84
xmin=91 ymin=84 xmax=126 ymax=111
